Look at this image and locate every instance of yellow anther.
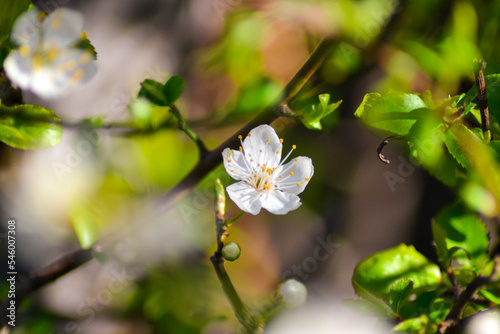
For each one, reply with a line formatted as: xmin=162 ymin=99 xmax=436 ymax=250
xmin=32 ymin=55 xmax=43 ymax=70
xmin=305 ymin=178 xmax=310 ymax=181
xmin=238 ymin=135 xmax=242 ymax=140
xmin=231 ymin=169 xmax=234 ymax=173
xmin=290 ymin=172 xmax=294 ymax=176
xmin=260 ymin=149 xmax=263 ymax=152
xmin=47 ymin=48 xmax=58 ymax=62
xmin=292 ymin=145 xmax=296 ymax=149
xmin=70 ymin=69 xmax=84 ymax=85
xmin=248 ymin=133 xmax=251 ymax=137
xmin=276 ymin=150 xmax=279 ymax=154
xmin=239 ymin=146 xmax=242 ymax=151
xmin=266 ymin=139 xmax=270 ymax=142
xmin=19 ymin=45 xmax=31 ymax=57
xmin=280 ymin=138 xmax=283 ymax=143
xmin=66 ymin=59 xmax=77 ymax=71
xmin=295 ymin=158 xmax=298 ymax=162
xmin=79 ymin=52 xmax=91 ymax=64
xmin=228 ymin=159 xmax=232 ymax=163
xmin=279 ymin=175 xmax=283 ymax=178
xmin=297 ymin=182 xmax=301 ymax=186
xmin=52 ymin=17 xmax=62 ymax=29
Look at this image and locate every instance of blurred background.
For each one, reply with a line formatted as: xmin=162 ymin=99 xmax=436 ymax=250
xmin=1 ymin=0 xmax=500 ymax=333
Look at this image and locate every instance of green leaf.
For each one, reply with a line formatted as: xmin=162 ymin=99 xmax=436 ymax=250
xmin=389 ymin=278 xmax=414 ymax=315
xmin=352 ymin=244 xmax=442 ymax=300
xmin=432 ymin=202 xmax=489 ymax=270
xmin=69 ymin=204 xmax=103 ymax=249
xmin=301 ymin=94 xmax=342 ymax=130
xmin=350 ymin=280 xmax=396 ymax=319
xmin=354 ymin=91 xmax=429 ymax=136
xmin=138 ymin=79 xmax=169 ymax=106
xmin=457 ymin=74 xmax=500 ymax=110
xmin=0 ymin=1 xmax=31 ymax=47
xmin=428 ymin=298 xmax=453 ymax=322
xmin=0 ymin=104 xmax=62 ymax=149
xmin=163 ymin=76 xmax=185 ymax=105
xmin=392 ymin=315 xmax=429 ymax=333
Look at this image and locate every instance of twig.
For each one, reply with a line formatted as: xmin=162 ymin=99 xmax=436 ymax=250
xmin=170 ymin=104 xmax=209 ymax=157
xmin=439 ymin=258 xmax=499 ymax=334
xmin=0 ymin=248 xmax=93 ymax=328
xmin=474 ymin=59 xmax=490 ymax=136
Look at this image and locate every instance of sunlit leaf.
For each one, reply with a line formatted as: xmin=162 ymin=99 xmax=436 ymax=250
xmin=163 ymin=76 xmax=185 ymax=105
xmin=389 ymin=278 xmax=414 ymax=315
xmin=352 ymin=244 xmax=441 ymax=300
xmin=0 ymin=104 xmax=62 ymax=149
xmin=301 ymin=94 xmax=342 ymax=130
xmin=354 ymin=91 xmax=429 ymax=136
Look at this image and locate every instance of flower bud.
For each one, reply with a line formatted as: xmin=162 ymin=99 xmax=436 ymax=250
xmin=222 ymin=242 xmax=241 ymax=261
xmin=278 ymin=279 xmax=307 ymax=308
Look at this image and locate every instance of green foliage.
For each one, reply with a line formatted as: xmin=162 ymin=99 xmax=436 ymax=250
xmin=352 ymin=244 xmax=442 ymax=301
xmin=301 ymin=94 xmax=342 ymax=130
xmin=432 ymin=202 xmax=489 ymax=269
xmin=0 ymin=104 xmax=62 ymax=149
xmin=138 ymin=76 xmax=186 ymax=107
xmin=355 ymin=91 xmax=429 ymax=136
xmin=0 ymin=0 xmax=30 ymax=48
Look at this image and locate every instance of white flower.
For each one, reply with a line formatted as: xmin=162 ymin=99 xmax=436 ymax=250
xmin=4 ymin=8 xmax=97 ymax=99
xmin=222 ymin=124 xmax=314 ymax=215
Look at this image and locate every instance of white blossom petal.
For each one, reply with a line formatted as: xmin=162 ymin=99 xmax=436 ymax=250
xmin=222 ymin=148 xmax=252 ymax=181
xmin=227 ymin=182 xmax=262 ymax=215
xmin=4 ymin=52 xmax=33 ymax=89
xmin=30 ymin=68 xmax=71 ymax=98
xmin=242 ymin=124 xmax=282 ymax=169
xmin=41 ymin=8 xmax=83 ymax=49
xmin=274 ymin=156 xmax=314 ymax=195
xmin=261 ymin=191 xmax=301 ymax=215
xmin=10 ymin=9 xmax=40 ymax=49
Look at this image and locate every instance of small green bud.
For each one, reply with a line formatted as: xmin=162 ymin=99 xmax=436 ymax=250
xmin=278 ymin=279 xmax=307 ymax=308
xmin=222 ymin=242 xmax=241 ymax=261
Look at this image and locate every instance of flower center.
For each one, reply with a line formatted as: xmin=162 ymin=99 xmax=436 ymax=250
xmin=250 ymin=165 xmax=275 ymax=192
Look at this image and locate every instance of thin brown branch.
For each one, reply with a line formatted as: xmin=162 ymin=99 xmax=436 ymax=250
xmin=0 ymin=248 xmax=93 ymax=328
xmin=474 ymin=59 xmax=490 ymax=135
xmin=439 ymin=258 xmax=499 ymax=334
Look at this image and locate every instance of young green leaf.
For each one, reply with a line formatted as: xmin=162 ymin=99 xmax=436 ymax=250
xmin=352 ymin=244 xmax=441 ymax=300
xmin=389 ymin=278 xmax=415 ymax=315
xmin=163 ymin=76 xmax=185 ymax=105
xmin=354 ymin=91 xmax=429 ymax=136
xmin=301 ymin=94 xmax=342 ymax=130
xmin=0 ymin=104 xmax=62 ymax=149
xmin=392 ymin=315 xmax=429 ymax=333
xmin=138 ymin=79 xmax=169 ymax=106
xmin=432 ymin=202 xmax=489 ymax=270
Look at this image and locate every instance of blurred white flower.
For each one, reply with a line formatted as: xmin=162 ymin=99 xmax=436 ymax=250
xmin=4 ymin=8 xmax=97 ymax=98
xmin=222 ymin=124 xmax=314 ymax=215
xmin=278 ymin=279 xmax=308 ymax=308
xmin=266 ymin=299 xmax=390 ymax=334
xmin=466 ymin=310 xmax=500 ymax=334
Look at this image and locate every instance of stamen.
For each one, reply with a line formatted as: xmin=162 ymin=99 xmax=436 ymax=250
xmin=276 ymin=150 xmax=279 ymax=154
xmin=290 ymin=172 xmax=294 ymax=176
xmin=297 ymin=183 xmax=301 ymax=186
xmin=238 ymin=135 xmax=242 ymax=140
xmin=266 ymin=139 xmax=270 ymax=142
xmin=305 ymin=178 xmax=310 ymax=181
xmin=228 ymin=159 xmax=232 ymax=163
xmin=231 ymin=169 xmax=235 ymax=173
xmin=280 ymin=138 xmax=283 ymax=143
xmin=292 ymin=145 xmax=296 ymax=149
